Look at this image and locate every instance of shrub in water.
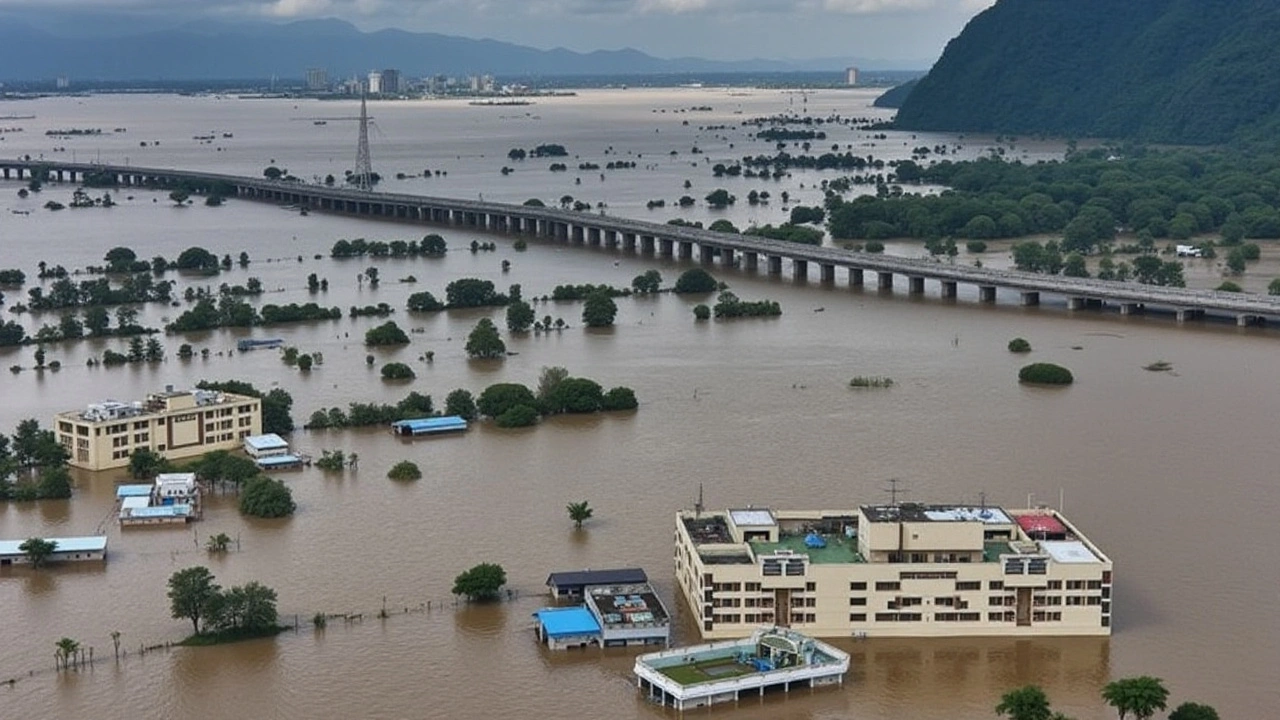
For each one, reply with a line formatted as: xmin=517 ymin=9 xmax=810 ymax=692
xmin=1018 ymin=363 xmax=1073 ymax=385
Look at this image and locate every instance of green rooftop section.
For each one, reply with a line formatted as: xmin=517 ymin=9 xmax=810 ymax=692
xmin=659 ymin=657 xmax=757 ymax=686
xmin=750 ymin=534 xmax=864 ymax=564
xmin=984 ymin=541 xmax=1013 ymax=562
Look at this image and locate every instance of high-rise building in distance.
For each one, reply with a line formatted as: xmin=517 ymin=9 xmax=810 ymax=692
xmin=305 ymin=68 xmax=328 ymax=91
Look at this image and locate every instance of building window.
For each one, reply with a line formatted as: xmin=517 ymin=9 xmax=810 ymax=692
xmin=955 ymin=581 xmax=981 ymax=591
xmin=1066 ymin=580 xmax=1085 ymax=590
xmin=989 ymin=596 xmax=1006 ymax=606
xmin=745 ymin=582 xmax=761 ymax=592
xmin=804 ymin=582 xmax=815 ymax=592
xmin=849 ymin=582 xmax=867 ymax=591
xmin=1047 ymin=580 xmax=1062 ymax=590
xmin=849 ymin=597 xmax=866 ymax=606
xmin=935 ymin=597 xmax=955 ymax=607
xmin=849 ymin=613 xmax=866 ymax=622
xmin=1086 ymin=580 xmax=1102 ymax=590
xmin=875 ymin=581 xmax=900 ymax=592
xmin=989 ymin=581 xmax=1003 ymax=590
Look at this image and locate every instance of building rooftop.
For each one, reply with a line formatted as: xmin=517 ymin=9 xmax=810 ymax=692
xmin=0 ymin=536 xmax=107 ymax=555
xmin=1040 ymin=540 xmax=1099 ymax=564
xmin=729 ymin=509 xmax=776 ymax=527
xmin=1017 ymin=514 xmax=1069 ymax=537
xmin=585 ymin=583 xmax=670 ymax=628
xmin=60 ymin=387 xmax=250 ymax=423
xmin=683 ymin=516 xmax=734 ymax=544
xmin=546 ymin=568 xmax=648 ymax=589
xmin=534 ymin=607 xmax=601 ymax=638
xmin=861 ymin=504 xmax=1013 ymax=524
xmin=243 ymin=434 xmax=289 ymax=451
xmin=116 ymin=484 xmax=153 ymax=498
xmin=751 ymin=533 xmax=865 ymax=564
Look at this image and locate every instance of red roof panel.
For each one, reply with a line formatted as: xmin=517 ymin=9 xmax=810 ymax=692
xmin=1017 ymin=514 xmax=1068 ymax=535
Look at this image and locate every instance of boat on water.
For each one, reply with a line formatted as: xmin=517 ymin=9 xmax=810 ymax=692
xmin=236 ymin=338 xmax=284 ymax=352
xmin=313 ymin=120 xmax=327 ymax=125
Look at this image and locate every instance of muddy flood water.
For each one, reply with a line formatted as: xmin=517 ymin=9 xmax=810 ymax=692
xmin=0 ymin=89 xmax=1276 ymax=719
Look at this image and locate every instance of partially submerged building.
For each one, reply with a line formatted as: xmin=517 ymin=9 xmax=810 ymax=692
xmin=243 ymin=433 xmax=307 ymax=470
xmin=391 ymin=416 xmax=468 ymax=437
xmin=116 ymin=472 xmax=201 ymax=526
xmin=634 ymin=626 xmax=849 ymax=710
xmin=0 ymin=536 xmax=107 ymax=566
xmin=55 ymin=386 xmax=262 ymax=471
xmin=534 ymin=569 xmax=670 ymax=650
xmin=675 ymin=504 xmax=1112 ymax=639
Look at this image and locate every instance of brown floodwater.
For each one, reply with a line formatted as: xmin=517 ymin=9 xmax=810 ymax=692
xmin=0 ymin=89 xmax=1276 ymax=720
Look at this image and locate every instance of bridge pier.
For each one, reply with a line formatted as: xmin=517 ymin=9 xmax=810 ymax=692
xmin=849 ymin=268 xmax=864 ymax=287
xmin=572 ymin=225 xmax=585 ymax=244
xmin=1176 ymin=308 xmax=1204 ymax=323
xmin=820 ymin=264 xmax=835 ymax=283
xmin=699 ymin=244 xmax=715 ymax=264
xmin=659 ymin=238 xmax=673 ymax=256
xmin=604 ymin=229 xmax=618 ymax=247
xmin=1237 ymin=314 xmax=1264 ymax=327
xmin=588 ymin=227 xmax=601 ymax=246
xmin=908 ymin=276 xmax=925 ymax=294
xmin=1066 ymin=297 xmax=1086 ymax=310
xmin=767 ymin=256 xmax=783 ymax=275
xmin=1020 ymin=291 xmax=1040 ymax=306
xmin=978 ymin=286 xmax=997 ymax=303
xmin=1119 ymin=303 xmax=1142 ymax=316
xmin=940 ymin=280 xmax=957 ymax=298
xmin=623 ymin=232 xmax=636 ymax=251
xmin=722 ymin=248 xmax=736 ymax=267
xmin=678 ymin=241 xmax=693 ymax=259
xmin=793 ymin=259 xmax=808 ymax=280
xmin=556 ymin=222 xmax=569 ymax=241
xmin=743 ymin=251 xmax=758 ymax=271
xmin=877 ymin=272 xmax=894 ymax=290
xmin=641 ymin=235 xmax=655 ymax=254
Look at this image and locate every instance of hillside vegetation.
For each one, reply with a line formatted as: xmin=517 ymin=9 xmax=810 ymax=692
xmin=895 ymin=0 xmax=1280 ymax=145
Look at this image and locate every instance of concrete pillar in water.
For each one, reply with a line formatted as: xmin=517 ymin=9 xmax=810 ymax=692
xmin=793 ymin=259 xmax=808 ymax=280
xmin=699 ymin=244 xmax=715 ymax=264
xmin=978 ymin=286 xmax=997 ymax=302
xmin=877 ymin=272 xmax=894 ymax=290
xmin=722 ymin=248 xmax=736 ymax=266
xmin=1120 ymin=303 xmax=1141 ymax=315
xmin=678 ymin=241 xmax=693 ymax=259
xmin=940 ymin=280 xmax=957 ymax=298
xmin=1020 ymin=291 xmax=1040 ymax=306
xmin=767 ymin=256 xmax=783 ymax=275
xmin=659 ymin=238 xmax=673 ymax=256
xmin=640 ymin=235 xmax=655 ymax=253
xmin=743 ymin=251 xmax=758 ymax=270
xmin=1067 ymin=297 xmax=1085 ymax=310
xmin=908 ymin=276 xmax=925 ymax=294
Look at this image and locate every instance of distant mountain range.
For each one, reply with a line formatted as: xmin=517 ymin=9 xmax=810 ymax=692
xmin=892 ymin=0 xmax=1280 ymax=145
xmin=0 ymin=17 xmax=926 ymax=82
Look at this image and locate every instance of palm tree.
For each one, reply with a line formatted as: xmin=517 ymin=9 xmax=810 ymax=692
xmin=20 ymin=537 xmax=57 ymax=569
xmin=347 ymin=452 xmax=359 ymax=469
xmin=110 ymin=631 xmax=122 ymax=661
xmin=1102 ymin=676 xmax=1169 ymax=720
xmin=55 ymin=637 xmax=79 ymax=670
xmin=996 ymin=685 xmax=1053 ymax=720
xmin=566 ymin=501 xmax=593 ymax=529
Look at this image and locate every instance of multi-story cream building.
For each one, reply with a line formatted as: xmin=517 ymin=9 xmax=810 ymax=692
xmin=675 ymin=503 xmax=1112 ymax=639
xmin=54 ymin=387 xmax=262 ymax=471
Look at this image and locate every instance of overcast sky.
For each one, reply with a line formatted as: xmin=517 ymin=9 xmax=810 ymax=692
xmin=0 ymin=0 xmax=996 ymax=63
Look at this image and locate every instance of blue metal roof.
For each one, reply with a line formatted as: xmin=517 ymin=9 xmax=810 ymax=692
xmin=116 ymin=484 xmax=153 ymax=498
xmin=534 ymin=607 xmax=601 ymax=638
xmin=0 ymin=536 xmax=107 ymax=555
xmin=127 ymin=504 xmax=191 ymax=518
xmin=257 ymin=454 xmax=303 ymax=467
xmin=392 ymin=416 xmax=468 ymax=434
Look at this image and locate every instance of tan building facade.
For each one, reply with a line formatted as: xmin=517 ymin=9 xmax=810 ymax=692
xmin=675 ymin=504 xmax=1112 ymax=639
xmin=54 ymin=388 xmax=262 ymax=471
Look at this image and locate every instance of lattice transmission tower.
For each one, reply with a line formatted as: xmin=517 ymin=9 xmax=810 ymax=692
xmin=353 ymin=91 xmax=373 ymax=191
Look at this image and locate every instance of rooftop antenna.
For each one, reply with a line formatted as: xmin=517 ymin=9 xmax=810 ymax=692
xmin=695 ymin=482 xmax=704 ymax=518
xmin=353 ymin=90 xmax=373 ymax=192
xmin=979 ymin=491 xmax=987 ymax=511
xmin=882 ymin=478 xmax=908 ymax=507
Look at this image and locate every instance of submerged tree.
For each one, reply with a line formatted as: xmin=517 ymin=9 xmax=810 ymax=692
xmin=567 ymin=501 xmax=594 ymax=529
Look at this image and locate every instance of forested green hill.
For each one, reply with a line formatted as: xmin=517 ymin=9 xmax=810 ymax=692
xmin=894 ymin=0 xmax=1280 ymax=145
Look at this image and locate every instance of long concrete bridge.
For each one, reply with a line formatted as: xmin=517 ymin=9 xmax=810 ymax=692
xmin=6 ymin=159 xmax=1280 ymax=326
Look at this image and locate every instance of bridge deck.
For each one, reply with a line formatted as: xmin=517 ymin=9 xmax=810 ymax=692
xmin=5 ymin=159 xmax=1280 ymax=320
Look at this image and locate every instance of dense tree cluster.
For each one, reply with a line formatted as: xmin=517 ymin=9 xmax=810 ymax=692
xmin=895 ymin=0 xmax=1280 ymax=145
xmin=305 ymin=392 xmax=434 ymax=429
xmin=445 ymin=278 xmax=508 ymax=308
xmin=829 ymin=150 xmax=1280 ymax=251
xmin=330 ymin=235 xmax=447 ymax=258
xmin=27 ymin=274 xmax=174 ymax=311
xmin=0 ymin=418 xmax=72 ymax=501
xmin=551 ymin=283 xmax=630 ymax=301
xmin=168 ymin=567 xmax=280 ymax=638
xmin=712 ymin=291 xmax=782 ymax=319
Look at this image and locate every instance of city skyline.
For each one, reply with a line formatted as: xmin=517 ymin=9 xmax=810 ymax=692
xmin=0 ymin=0 xmax=995 ymax=64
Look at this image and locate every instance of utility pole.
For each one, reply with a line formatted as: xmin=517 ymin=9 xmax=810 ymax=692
xmin=354 ymin=91 xmax=373 ymax=191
